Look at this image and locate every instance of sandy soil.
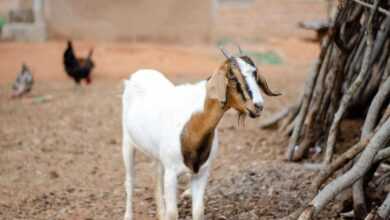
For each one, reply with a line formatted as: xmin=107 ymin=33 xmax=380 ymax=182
xmin=0 ymin=1 xmax=348 ymax=219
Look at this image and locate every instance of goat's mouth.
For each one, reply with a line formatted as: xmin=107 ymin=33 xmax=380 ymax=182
xmin=247 ymin=108 xmax=261 ymax=118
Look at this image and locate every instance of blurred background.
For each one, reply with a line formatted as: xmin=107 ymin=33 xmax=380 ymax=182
xmin=0 ymin=0 xmax=328 ymax=83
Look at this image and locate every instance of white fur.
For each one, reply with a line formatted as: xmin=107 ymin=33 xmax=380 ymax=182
xmin=236 ymin=57 xmax=264 ymax=105
xmin=122 ymin=69 xmax=220 ymax=220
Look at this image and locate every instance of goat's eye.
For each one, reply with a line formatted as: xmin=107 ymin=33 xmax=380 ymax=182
xmin=227 ymin=71 xmax=235 ymax=80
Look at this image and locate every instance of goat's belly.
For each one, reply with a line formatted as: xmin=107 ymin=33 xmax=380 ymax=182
xmin=125 ymin=117 xmax=182 ymax=161
xmin=126 ymin=124 xmax=161 ymax=159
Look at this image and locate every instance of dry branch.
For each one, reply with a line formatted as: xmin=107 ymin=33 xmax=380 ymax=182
xmin=377 ymin=193 xmax=390 ymax=219
xmin=300 ymin=117 xmax=390 ymax=219
xmin=287 ymin=58 xmax=323 ymax=160
xmin=374 ymin=146 xmax=390 ymax=163
xmin=353 ymin=178 xmax=368 ymax=220
xmin=352 ymin=75 xmax=390 ymax=219
xmin=353 ymin=0 xmax=390 ymax=17
xmin=323 ymin=0 xmax=379 ymax=164
xmin=259 ymin=107 xmax=289 ymax=129
xmin=281 ymin=1 xmax=390 ymax=218
xmin=362 ymin=76 xmax=390 ymax=137
xmin=314 ymin=134 xmax=373 ymax=191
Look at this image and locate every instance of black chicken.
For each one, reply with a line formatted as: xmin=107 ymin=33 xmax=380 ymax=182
xmin=63 ymin=40 xmax=95 ymax=85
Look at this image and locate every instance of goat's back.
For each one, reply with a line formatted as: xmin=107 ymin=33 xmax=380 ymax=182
xmin=128 ymin=69 xmax=174 ymax=92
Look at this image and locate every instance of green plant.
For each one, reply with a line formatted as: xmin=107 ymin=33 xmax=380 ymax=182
xmin=0 ymin=16 xmax=6 ymax=30
xmin=246 ymin=50 xmax=283 ymax=65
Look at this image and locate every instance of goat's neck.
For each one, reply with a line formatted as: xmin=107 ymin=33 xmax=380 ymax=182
xmin=190 ymin=97 xmax=225 ymax=134
xmin=180 ymin=80 xmax=228 ymax=173
xmin=184 ymin=80 xmax=228 ymax=134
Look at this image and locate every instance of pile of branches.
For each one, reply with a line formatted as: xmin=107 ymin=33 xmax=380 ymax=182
xmin=262 ymin=0 xmax=390 ymax=219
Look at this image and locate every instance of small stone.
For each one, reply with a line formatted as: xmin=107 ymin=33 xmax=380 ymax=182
xmin=49 ymin=171 xmax=59 ymax=179
xmin=108 ymin=139 xmax=117 ymax=145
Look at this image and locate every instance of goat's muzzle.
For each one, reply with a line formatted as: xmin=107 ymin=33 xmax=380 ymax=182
xmin=247 ymin=103 xmax=263 ymax=118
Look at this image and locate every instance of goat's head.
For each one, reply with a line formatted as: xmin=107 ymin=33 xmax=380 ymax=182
xmin=207 ymin=45 xmax=281 ymax=118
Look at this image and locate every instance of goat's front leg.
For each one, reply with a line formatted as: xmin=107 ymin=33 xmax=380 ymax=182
xmin=191 ymin=168 xmax=210 ymax=220
xmin=122 ymin=134 xmax=135 ymax=220
xmin=155 ymin=162 xmax=165 ymax=220
xmin=163 ymin=169 xmax=178 ymax=220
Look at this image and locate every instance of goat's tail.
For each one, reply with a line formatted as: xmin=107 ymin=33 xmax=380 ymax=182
xmin=122 ymin=78 xmax=133 ymax=105
xmin=122 ymin=75 xmax=139 ymax=114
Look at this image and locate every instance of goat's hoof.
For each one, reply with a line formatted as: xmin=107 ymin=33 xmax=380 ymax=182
xmin=124 ymin=214 xmax=132 ymax=220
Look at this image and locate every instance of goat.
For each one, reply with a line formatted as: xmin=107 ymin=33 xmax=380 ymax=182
xmin=122 ymin=46 xmax=281 ymax=220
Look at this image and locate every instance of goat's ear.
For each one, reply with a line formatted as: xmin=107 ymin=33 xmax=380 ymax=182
xmin=256 ymin=71 xmax=282 ymax=96
xmin=207 ymin=69 xmax=228 ymax=103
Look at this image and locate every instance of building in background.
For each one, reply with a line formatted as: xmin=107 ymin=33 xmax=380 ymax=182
xmin=0 ymin=0 xmax=47 ymax=42
xmin=46 ymin=0 xmax=214 ymax=42
xmin=0 ymin=0 xmax=214 ymax=43
xmin=0 ymin=0 xmax=328 ymax=43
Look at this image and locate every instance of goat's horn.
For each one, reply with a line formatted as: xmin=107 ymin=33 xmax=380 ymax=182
xmin=219 ymin=46 xmax=231 ymax=59
xmin=232 ymin=41 xmax=243 ymax=54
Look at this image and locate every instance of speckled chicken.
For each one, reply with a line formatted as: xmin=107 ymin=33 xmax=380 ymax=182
xmin=12 ymin=63 xmax=33 ymax=98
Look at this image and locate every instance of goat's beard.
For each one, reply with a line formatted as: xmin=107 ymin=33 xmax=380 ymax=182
xmin=237 ymin=112 xmax=247 ymax=127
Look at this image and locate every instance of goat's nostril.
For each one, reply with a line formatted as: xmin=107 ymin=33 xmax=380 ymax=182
xmin=255 ymin=103 xmax=263 ymax=111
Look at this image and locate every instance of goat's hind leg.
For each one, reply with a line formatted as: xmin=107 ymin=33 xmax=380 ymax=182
xmin=122 ymin=133 xmax=135 ymax=220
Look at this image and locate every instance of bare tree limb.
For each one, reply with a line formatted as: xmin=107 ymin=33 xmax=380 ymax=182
xmin=303 ymin=117 xmax=390 ymax=218
xmin=286 ymin=59 xmax=322 ymax=160
xmin=353 ymin=178 xmax=368 ymax=220
xmin=323 ymin=0 xmax=379 ymax=164
xmin=314 ymin=134 xmax=373 ymax=191
xmin=351 ymin=76 xmax=390 ymax=219
xmin=374 ymin=146 xmax=390 ymax=163
xmin=260 ymin=107 xmax=290 ymax=129
xmin=362 ymin=73 xmax=390 ymax=137
xmin=353 ymin=0 xmax=390 ymax=17
xmin=377 ymin=192 xmax=390 ymax=219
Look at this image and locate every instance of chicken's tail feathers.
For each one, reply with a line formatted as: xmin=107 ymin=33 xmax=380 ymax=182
xmin=66 ymin=40 xmax=73 ymax=49
xmin=87 ymin=48 xmax=94 ymax=59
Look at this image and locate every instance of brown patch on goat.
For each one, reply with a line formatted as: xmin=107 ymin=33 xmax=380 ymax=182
xmin=180 ymin=99 xmax=224 ymax=173
xmin=181 ymin=57 xmax=265 ymax=173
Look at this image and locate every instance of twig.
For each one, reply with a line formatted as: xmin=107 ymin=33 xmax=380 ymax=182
xmin=294 ymin=45 xmax=335 ymax=161
xmin=353 ymin=179 xmax=368 ymax=220
xmin=353 ymin=0 xmax=390 ymax=17
xmin=374 ymin=146 xmax=390 ymax=163
xmin=287 ymin=39 xmax=331 ymax=161
xmin=259 ymin=107 xmax=289 ymax=129
xmin=362 ymin=76 xmax=390 ymax=137
xmin=377 ymin=193 xmax=390 ymax=219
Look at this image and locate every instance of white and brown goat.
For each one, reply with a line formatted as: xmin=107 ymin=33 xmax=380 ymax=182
xmin=122 ymin=47 xmax=281 ymax=220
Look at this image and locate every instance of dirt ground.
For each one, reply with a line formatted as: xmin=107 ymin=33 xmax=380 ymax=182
xmin=0 ymin=1 xmax=347 ymax=220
